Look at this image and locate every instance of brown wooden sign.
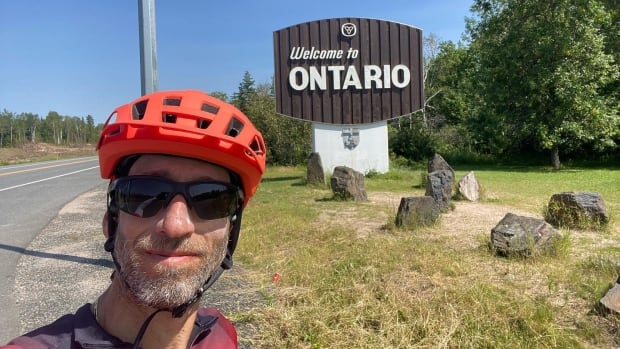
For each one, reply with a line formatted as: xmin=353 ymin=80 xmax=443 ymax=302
xmin=273 ymin=18 xmax=423 ymax=125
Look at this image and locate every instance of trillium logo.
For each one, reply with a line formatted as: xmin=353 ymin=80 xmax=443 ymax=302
xmin=341 ymin=23 xmax=356 ymax=37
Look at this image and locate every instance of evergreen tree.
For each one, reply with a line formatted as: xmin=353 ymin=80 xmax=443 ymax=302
xmin=231 ymin=71 xmax=257 ymax=115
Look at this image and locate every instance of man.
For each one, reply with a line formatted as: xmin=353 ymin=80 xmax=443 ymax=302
xmin=4 ymin=90 xmax=266 ymax=348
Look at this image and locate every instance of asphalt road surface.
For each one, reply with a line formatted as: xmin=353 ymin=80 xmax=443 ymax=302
xmin=0 ymin=157 xmax=105 ymax=343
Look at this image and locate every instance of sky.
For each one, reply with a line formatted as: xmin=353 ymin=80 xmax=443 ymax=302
xmin=0 ymin=1 xmax=474 ymax=125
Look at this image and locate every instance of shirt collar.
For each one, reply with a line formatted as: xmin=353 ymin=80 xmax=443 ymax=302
xmin=73 ymin=303 xmax=219 ymax=348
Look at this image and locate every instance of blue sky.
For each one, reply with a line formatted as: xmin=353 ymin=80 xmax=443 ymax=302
xmin=0 ymin=1 xmax=473 ymax=125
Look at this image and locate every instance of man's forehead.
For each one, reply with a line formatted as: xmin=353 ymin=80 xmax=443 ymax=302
xmin=127 ymin=154 xmax=230 ymax=182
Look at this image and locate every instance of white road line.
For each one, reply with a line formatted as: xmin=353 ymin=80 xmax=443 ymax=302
xmin=0 ymin=166 xmax=100 ymax=192
xmin=0 ymin=157 xmax=98 ymax=171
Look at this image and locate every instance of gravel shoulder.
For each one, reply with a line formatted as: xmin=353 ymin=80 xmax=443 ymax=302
xmin=12 ymin=184 xmax=265 ymax=347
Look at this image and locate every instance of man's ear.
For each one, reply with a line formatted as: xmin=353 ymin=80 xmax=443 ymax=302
xmin=102 ymin=211 xmax=109 ymax=238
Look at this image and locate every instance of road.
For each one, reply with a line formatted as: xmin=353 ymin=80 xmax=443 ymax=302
xmin=0 ymin=157 xmax=105 ymax=343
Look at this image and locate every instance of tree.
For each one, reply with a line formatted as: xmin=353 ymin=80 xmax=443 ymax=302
xmin=85 ymin=115 xmax=97 ymax=143
xmin=208 ymin=91 xmax=229 ymax=102
xmin=42 ymin=111 xmax=63 ymax=144
xmin=600 ymin=0 xmax=620 ymax=104
xmin=23 ymin=113 xmax=39 ymax=143
xmin=467 ymin=0 xmax=619 ymax=168
xmin=421 ymin=33 xmax=443 ymax=128
xmin=402 ymin=35 xmax=484 ymax=157
xmin=389 ymin=115 xmax=437 ymax=162
xmin=0 ymin=109 xmax=15 ymax=147
xmin=425 ymin=40 xmax=479 ymax=127
xmin=245 ymin=82 xmax=311 ymax=165
xmin=231 ymin=71 xmax=257 ymax=115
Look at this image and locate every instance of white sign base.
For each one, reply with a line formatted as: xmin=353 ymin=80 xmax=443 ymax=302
xmin=312 ymin=121 xmax=389 ymax=175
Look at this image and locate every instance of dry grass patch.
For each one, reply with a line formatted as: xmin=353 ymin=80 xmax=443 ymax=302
xmin=237 ymin=166 xmax=620 ymax=348
xmin=0 ymin=143 xmax=96 ymax=164
xmin=316 ymin=191 xmax=408 ymax=238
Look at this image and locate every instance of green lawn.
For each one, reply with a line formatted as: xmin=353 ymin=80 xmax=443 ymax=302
xmin=236 ymin=165 xmax=620 ymax=348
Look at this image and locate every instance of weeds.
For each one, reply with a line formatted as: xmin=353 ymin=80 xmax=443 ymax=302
xmin=237 ymin=166 xmax=620 ymax=348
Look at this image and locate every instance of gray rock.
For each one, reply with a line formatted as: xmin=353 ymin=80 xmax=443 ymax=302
xmin=428 ymin=153 xmax=454 ymax=178
xmin=395 ymin=196 xmax=439 ymax=228
xmin=330 ymin=166 xmax=367 ymax=201
xmin=491 ymin=213 xmax=563 ymax=256
xmin=425 ymin=170 xmax=454 ymax=212
xmin=545 ymin=192 xmax=609 ymax=229
xmin=306 ymin=152 xmax=325 ymax=185
xmin=600 ymin=277 xmax=620 ymax=314
xmin=458 ymin=171 xmax=480 ymax=201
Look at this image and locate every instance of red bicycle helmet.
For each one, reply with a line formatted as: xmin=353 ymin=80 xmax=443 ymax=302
xmin=97 ymin=89 xmax=266 ymax=206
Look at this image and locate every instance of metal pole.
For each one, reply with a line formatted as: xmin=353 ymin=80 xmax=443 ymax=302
xmin=138 ymin=0 xmax=158 ymax=95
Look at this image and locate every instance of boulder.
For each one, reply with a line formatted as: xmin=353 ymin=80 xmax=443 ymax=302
xmin=330 ymin=166 xmax=367 ymax=201
xmin=600 ymin=276 xmax=620 ymax=314
xmin=428 ymin=153 xmax=455 ymax=178
xmin=491 ymin=213 xmax=563 ymax=256
xmin=395 ymin=196 xmax=439 ymax=228
xmin=545 ymin=192 xmax=609 ymax=229
xmin=458 ymin=171 xmax=480 ymax=201
xmin=307 ymin=152 xmax=325 ymax=185
xmin=425 ymin=170 xmax=454 ymax=212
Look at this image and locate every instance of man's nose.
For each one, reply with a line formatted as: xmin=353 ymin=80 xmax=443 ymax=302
xmin=159 ymin=194 xmax=195 ymax=238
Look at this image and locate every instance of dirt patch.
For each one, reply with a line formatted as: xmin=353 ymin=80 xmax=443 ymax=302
xmin=319 ymin=191 xmax=618 ymax=252
xmin=439 ymin=200 xmax=538 ymax=250
xmin=315 ymin=192 xmax=535 ymax=241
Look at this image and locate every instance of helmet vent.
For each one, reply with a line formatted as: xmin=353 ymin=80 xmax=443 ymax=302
xmin=132 ymin=100 xmax=148 ymax=120
xmin=163 ymin=98 xmax=182 ymax=106
xmin=108 ymin=126 xmax=121 ymax=137
xmin=163 ymin=113 xmax=177 ymax=123
xmin=197 ymin=119 xmax=211 ymax=129
xmin=226 ymin=118 xmax=244 ymax=137
xmin=249 ymin=137 xmax=264 ymax=155
xmin=201 ymin=103 xmax=219 ymax=114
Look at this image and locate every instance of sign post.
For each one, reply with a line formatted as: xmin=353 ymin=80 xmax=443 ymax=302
xmin=274 ymin=18 xmax=424 ymax=173
xmin=138 ymin=0 xmax=158 ymax=95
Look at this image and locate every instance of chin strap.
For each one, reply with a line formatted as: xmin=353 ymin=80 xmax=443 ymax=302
xmin=170 ymin=265 xmax=225 ymax=318
xmin=132 ymin=309 xmax=165 ymax=349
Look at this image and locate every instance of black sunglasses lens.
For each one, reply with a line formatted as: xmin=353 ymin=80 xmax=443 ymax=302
xmin=116 ymin=178 xmax=171 ymax=218
xmin=189 ymin=183 xmax=238 ymax=220
xmin=112 ymin=177 xmax=239 ymax=220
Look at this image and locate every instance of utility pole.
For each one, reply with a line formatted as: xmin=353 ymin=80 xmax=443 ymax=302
xmin=138 ymin=0 xmax=158 ymax=95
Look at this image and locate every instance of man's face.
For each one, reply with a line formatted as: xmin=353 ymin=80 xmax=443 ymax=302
xmin=112 ymin=154 xmax=231 ymax=309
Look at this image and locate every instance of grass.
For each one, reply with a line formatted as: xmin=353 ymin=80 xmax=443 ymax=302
xmin=3 ymin=145 xmax=617 ymax=347
xmin=469 ymin=167 xmax=620 ymax=216
xmin=5 ymin=146 xmax=617 ymax=347
xmin=233 ymin=165 xmax=620 ymax=348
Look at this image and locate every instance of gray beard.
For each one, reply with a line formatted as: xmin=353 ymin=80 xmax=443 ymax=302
xmin=114 ymin=233 xmax=228 ymax=309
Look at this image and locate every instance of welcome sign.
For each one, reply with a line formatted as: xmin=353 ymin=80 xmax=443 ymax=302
xmin=273 ymin=18 xmax=423 ymax=125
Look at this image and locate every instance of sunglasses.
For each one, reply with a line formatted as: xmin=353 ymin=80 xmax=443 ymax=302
xmin=108 ymin=176 xmax=242 ymax=220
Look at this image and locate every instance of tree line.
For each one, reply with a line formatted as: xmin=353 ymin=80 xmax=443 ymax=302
xmin=3 ymin=0 xmax=617 ymax=169
xmin=0 ymin=110 xmax=101 ymax=147
xmin=416 ymin=0 xmax=619 ymax=168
